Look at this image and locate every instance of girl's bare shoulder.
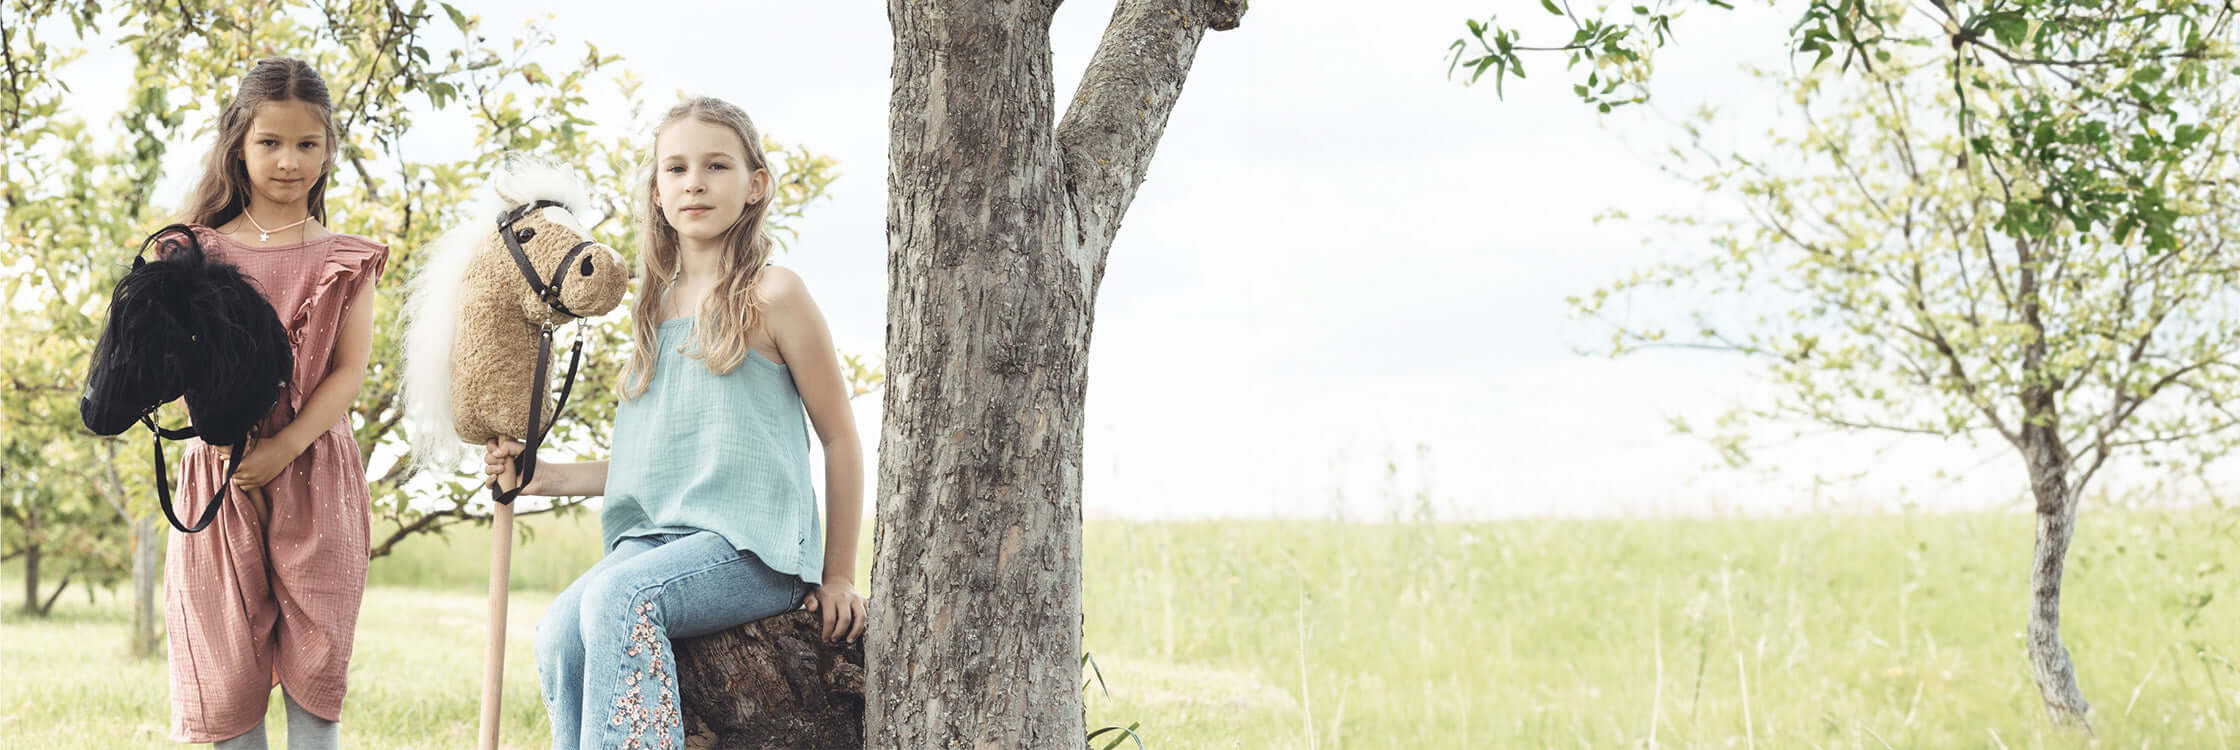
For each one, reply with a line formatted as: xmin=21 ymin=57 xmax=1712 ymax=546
xmin=758 ymin=264 xmax=807 ymax=302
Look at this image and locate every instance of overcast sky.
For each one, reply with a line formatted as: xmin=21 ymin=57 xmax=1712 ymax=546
xmin=41 ymin=1 xmax=2231 ymax=519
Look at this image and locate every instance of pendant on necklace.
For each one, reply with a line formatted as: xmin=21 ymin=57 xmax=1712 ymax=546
xmin=259 ymin=231 xmax=271 ymax=242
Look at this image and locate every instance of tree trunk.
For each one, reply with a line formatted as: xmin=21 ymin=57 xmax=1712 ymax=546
xmin=96 ymin=440 xmax=164 ymax=656
xmin=2023 ymin=433 xmax=2091 ymax=726
xmin=674 ymin=611 xmax=865 ymax=749
xmin=130 ymin=515 xmax=162 ymax=658
xmin=869 ymin=0 xmax=1241 ymax=747
xmin=37 ymin=571 xmax=70 ymax=616
xmin=2014 ymin=235 xmax=2091 ymax=727
xmin=21 ymin=502 xmax=37 ymax=615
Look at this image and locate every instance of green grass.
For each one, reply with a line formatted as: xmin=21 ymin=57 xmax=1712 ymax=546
xmin=361 ymin=505 xmax=612 ymax=594
xmin=0 ymin=582 xmax=558 ymax=748
xmin=362 ymin=504 xmax=878 ymax=594
xmin=1075 ymin=511 xmax=2240 ymax=749
xmin=5 ymin=510 xmax=2236 ymax=748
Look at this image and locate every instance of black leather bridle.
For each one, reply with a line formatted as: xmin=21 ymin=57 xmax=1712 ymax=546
xmin=497 ymin=200 xmax=602 ymax=320
xmin=144 ymin=410 xmax=235 ymax=533
xmin=489 ymin=201 xmax=596 ymax=506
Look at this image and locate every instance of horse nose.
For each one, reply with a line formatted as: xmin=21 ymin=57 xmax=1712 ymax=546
xmin=579 ymin=255 xmax=595 ymax=277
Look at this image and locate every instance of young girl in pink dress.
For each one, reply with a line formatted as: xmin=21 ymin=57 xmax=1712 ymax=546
xmin=159 ymin=57 xmax=386 ymax=749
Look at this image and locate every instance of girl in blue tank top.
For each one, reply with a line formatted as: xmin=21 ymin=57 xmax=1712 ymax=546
xmin=483 ymin=96 xmax=867 ymax=750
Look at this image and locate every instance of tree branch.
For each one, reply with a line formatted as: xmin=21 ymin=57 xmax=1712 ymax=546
xmin=96 ymin=440 xmax=133 ymax=524
xmin=37 ymin=571 xmax=72 ymax=615
xmin=366 ymin=499 xmax=583 ymax=559
xmin=1901 ymin=255 xmax=2019 ymax=445
xmin=1054 ymin=0 xmax=1244 ymax=302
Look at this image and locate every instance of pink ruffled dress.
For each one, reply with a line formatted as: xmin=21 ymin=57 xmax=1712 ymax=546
xmin=162 ymin=225 xmax=387 ymax=742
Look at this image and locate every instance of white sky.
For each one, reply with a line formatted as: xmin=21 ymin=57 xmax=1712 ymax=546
xmin=35 ymin=1 xmax=2233 ymax=520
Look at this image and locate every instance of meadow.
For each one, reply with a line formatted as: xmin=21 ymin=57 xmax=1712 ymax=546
xmin=4 ymin=507 xmax=2235 ymax=748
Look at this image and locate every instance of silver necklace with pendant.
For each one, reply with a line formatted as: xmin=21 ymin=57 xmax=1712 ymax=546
xmin=245 ymin=212 xmax=311 ymax=242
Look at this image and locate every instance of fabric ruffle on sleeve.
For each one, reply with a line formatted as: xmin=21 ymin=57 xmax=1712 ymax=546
xmin=289 ymin=236 xmax=387 ymax=338
xmin=281 ymin=236 xmax=389 ymax=410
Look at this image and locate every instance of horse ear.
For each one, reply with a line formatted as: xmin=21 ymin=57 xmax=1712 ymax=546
xmin=492 ymin=152 xmax=528 ymax=204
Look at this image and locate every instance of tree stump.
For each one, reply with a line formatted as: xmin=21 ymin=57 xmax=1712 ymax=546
xmin=674 ymin=610 xmax=865 ymax=750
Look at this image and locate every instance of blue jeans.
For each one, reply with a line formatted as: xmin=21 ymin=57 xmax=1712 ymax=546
xmin=534 ymin=530 xmax=810 ymax=750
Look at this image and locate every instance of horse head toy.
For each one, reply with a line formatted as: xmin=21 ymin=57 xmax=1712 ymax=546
xmin=401 ymin=157 xmax=628 ymax=498
xmin=81 ymin=226 xmax=293 ymax=532
xmin=400 ymin=155 xmax=628 ymax=750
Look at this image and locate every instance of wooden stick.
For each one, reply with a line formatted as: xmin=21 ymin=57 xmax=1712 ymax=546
xmin=478 ymin=500 xmax=515 ymax=750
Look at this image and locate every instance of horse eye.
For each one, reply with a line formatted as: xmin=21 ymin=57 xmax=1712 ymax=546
xmin=579 ymin=256 xmax=595 ymax=277
xmin=514 ymin=227 xmax=536 ymax=243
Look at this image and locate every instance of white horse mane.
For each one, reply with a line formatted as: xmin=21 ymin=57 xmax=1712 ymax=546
xmin=400 ymin=155 xmax=599 ymax=476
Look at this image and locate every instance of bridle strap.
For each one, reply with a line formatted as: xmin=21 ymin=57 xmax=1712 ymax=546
xmin=119 ymin=225 xmax=237 ymax=534
xmin=485 ymin=200 xmax=595 ymax=505
xmin=497 ymin=201 xmax=598 ymax=321
xmin=489 ymin=326 xmax=584 ymax=507
xmin=141 ymin=413 xmax=233 ymax=534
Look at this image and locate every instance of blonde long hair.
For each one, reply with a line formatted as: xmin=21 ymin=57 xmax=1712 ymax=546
xmin=182 ymin=57 xmax=337 ymax=228
xmin=620 ymin=97 xmax=781 ymax=399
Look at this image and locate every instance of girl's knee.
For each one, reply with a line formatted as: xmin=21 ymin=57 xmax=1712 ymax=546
xmin=534 ymin=607 xmax=583 ymax=666
xmin=577 ymin=575 xmax=660 ymax=627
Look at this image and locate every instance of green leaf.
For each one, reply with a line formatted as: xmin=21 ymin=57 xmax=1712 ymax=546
xmin=1985 ymin=12 xmax=2029 ymax=47
xmin=1540 ymin=0 xmax=1561 ymax=15
xmin=441 ymin=2 xmax=467 ymax=32
xmin=1088 ymin=723 xmax=1146 ymax=750
xmin=2173 ymin=124 xmax=2208 ymax=150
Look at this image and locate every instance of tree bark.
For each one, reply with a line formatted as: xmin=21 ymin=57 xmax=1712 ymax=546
xmin=98 ymin=441 xmax=163 ymax=657
xmin=37 ymin=571 xmax=70 ymax=616
xmin=869 ymin=0 xmax=1242 ymax=747
xmin=130 ymin=515 xmax=162 ymax=658
xmin=674 ymin=611 xmax=865 ymax=749
xmin=21 ymin=503 xmax=37 ymax=615
xmin=2025 ymin=470 xmax=2090 ymax=726
xmin=2017 ymin=234 xmax=2090 ymax=727
xmin=2022 ymin=410 xmax=2090 ymax=725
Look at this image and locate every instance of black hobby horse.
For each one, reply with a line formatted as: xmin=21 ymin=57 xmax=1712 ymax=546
xmin=80 ymin=225 xmax=293 ymax=532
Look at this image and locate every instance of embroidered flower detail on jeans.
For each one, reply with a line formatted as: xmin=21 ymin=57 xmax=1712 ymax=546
xmin=609 ymin=598 xmax=680 ymax=748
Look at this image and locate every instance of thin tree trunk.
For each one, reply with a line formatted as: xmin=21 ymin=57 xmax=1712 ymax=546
xmin=131 ymin=515 xmax=162 ymax=657
xmin=98 ymin=440 xmax=163 ymax=657
xmin=2028 ymin=509 xmax=2090 ymax=723
xmin=2016 ymin=233 xmax=2090 ymax=727
xmin=868 ymin=0 xmax=1242 ymax=746
xmin=37 ymin=571 xmax=71 ymax=616
xmin=2023 ymin=433 xmax=2090 ymax=725
xmin=21 ymin=503 xmax=37 ymax=616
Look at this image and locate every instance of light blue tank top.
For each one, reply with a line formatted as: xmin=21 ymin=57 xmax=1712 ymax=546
xmin=603 ymin=316 xmax=823 ymax=584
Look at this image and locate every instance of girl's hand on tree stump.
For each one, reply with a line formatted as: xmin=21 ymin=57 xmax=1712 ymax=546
xmin=804 ymin=578 xmax=867 ymax=644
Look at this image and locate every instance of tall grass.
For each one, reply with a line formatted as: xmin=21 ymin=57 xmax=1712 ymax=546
xmin=5 ymin=507 xmax=2234 ymax=748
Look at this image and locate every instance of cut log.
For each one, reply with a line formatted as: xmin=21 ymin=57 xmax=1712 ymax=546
xmin=675 ymin=610 xmax=865 ymax=749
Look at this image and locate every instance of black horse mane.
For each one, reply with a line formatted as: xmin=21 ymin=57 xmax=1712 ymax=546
xmin=80 ymin=227 xmax=293 ymax=448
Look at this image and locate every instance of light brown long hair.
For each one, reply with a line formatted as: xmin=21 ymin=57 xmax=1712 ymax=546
xmin=620 ymin=97 xmax=781 ymax=400
xmin=183 ymin=57 xmax=338 ymax=228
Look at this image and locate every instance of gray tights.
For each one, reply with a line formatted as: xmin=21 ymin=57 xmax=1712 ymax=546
xmin=209 ymin=689 xmax=337 ymax=750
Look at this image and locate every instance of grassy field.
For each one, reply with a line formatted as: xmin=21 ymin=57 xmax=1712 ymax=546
xmin=3 ymin=509 xmax=2235 ymax=748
